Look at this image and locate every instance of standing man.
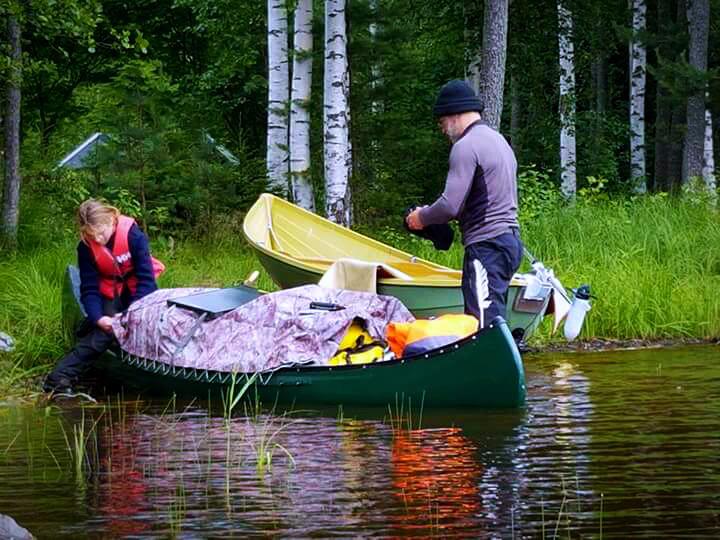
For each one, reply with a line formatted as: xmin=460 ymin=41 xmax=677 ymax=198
xmin=406 ymin=79 xmax=523 ymax=326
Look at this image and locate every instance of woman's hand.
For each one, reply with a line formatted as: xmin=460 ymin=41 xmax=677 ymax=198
xmin=97 ymin=316 xmax=114 ymax=333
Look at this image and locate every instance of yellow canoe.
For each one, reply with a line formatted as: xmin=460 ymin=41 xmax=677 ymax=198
xmin=243 ymin=193 xmax=549 ymax=339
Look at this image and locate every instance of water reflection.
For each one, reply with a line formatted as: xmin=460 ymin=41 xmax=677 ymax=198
xmin=1 ymin=346 xmax=720 ymax=537
xmin=82 ymin=407 xmax=520 ymax=537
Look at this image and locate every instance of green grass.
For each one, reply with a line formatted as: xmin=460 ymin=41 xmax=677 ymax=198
xmin=375 ymin=195 xmax=720 ymax=341
xmin=1 ymin=195 xmax=719 ymax=394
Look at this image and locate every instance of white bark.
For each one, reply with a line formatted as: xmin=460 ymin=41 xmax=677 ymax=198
xmin=478 ymin=0 xmax=509 ymax=130
xmin=683 ymin=0 xmax=709 ymax=182
xmin=629 ymin=0 xmax=647 ymax=193
xmin=557 ymin=1 xmax=576 ymax=199
xmin=703 ymin=101 xmax=716 ymax=194
xmin=324 ymin=0 xmax=351 ymax=226
xmin=289 ymin=0 xmax=315 ymax=211
xmin=267 ymin=0 xmax=290 ymax=196
xmin=2 ymin=13 xmax=22 ymax=244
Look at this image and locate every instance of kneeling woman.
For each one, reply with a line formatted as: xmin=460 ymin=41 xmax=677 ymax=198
xmin=44 ymin=199 xmax=163 ymax=393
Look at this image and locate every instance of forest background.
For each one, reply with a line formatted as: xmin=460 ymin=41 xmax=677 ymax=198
xmin=1 ymin=0 xmax=719 ymax=387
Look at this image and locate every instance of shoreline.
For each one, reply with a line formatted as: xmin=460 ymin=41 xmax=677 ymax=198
xmin=524 ymin=336 xmax=719 ymax=354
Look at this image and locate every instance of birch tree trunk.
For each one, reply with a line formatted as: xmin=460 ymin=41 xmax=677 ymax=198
xmin=324 ymin=0 xmax=351 ymax=226
xmin=289 ymin=0 xmax=315 ymax=211
xmin=703 ymin=100 xmax=716 ymax=194
xmin=2 ymin=13 xmax=22 ymax=245
xmin=478 ymin=0 xmax=509 ymax=130
xmin=557 ymin=0 xmax=576 ymax=199
xmin=629 ymin=0 xmax=647 ymax=193
xmin=267 ymin=0 xmax=290 ymax=196
xmin=683 ymin=0 xmax=709 ymax=183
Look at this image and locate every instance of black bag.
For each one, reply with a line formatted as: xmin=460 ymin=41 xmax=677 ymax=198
xmin=403 ymin=206 xmax=454 ymax=251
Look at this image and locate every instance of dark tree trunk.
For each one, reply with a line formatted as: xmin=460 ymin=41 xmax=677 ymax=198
xmin=653 ymin=0 xmax=671 ymax=191
xmin=591 ymin=54 xmax=607 ymax=115
xmin=2 ymin=13 xmax=22 ymax=246
xmin=478 ymin=0 xmax=509 ymax=130
xmin=654 ymin=93 xmax=672 ymax=191
xmin=510 ymin=70 xmax=521 ymax=155
xmin=666 ymin=0 xmax=688 ymax=191
xmin=682 ymin=0 xmax=709 ymax=182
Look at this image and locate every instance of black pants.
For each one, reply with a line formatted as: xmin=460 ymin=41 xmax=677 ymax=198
xmin=462 ymin=229 xmax=524 ymax=326
xmin=45 ymin=297 xmax=124 ymax=388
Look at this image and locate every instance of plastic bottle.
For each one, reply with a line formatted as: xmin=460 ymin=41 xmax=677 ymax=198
xmin=564 ymin=284 xmax=592 ymax=341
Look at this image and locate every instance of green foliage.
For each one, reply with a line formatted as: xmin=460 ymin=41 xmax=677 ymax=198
xmin=517 ymin=165 xmax=562 ymax=223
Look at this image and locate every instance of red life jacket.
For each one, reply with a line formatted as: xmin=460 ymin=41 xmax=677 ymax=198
xmin=88 ymin=215 xmax=165 ymax=300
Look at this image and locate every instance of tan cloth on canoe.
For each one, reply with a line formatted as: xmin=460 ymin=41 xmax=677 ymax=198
xmin=318 ymin=258 xmax=411 ymax=293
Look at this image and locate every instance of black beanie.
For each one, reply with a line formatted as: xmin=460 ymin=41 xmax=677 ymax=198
xmin=433 ymin=79 xmax=484 ymax=117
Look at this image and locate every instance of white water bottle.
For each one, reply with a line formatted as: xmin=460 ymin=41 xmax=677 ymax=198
xmin=564 ymin=285 xmax=592 ymax=341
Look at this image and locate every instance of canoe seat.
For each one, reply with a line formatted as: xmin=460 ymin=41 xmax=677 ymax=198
xmin=167 ymin=286 xmax=262 ymax=319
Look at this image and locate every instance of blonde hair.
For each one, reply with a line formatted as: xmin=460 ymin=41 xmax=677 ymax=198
xmin=77 ymin=199 xmax=120 ymax=242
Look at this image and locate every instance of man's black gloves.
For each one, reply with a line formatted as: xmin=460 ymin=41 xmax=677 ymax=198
xmin=403 ymin=206 xmax=454 ymax=251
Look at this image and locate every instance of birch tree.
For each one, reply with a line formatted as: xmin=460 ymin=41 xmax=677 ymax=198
xmin=682 ymin=0 xmax=709 ymax=183
xmin=629 ymin=0 xmax=647 ymax=193
xmin=557 ymin=0 xmax=576 ymax=199
xmin=2 ymin=12 xmax=22 ymax=245
xmin=478 ymin=0 xmax=509 ymax=130
xmin=289 ymin=0 xmax=314 ymax=211
xmin=267 ymin=0 xmax=290 ymax=196
xmin=324 ymin=0 xmax=351 ymax=226
xmin=703 ymin=96 xmax=716 ymax=194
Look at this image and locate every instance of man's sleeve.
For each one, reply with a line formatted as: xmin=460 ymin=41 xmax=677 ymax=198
xmin=78 ymin=243 xmax=104 ymax=323
xmin=419 ymin=142 xmax=476 ymax=226
xmin=128 ymin=224 xmax=158 ymax=303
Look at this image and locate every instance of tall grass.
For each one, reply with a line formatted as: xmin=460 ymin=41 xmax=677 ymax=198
xmin=521 ymin=197 xmax=720 ymax=340
xmin=379 ymin=196 xmax=720 ymax=341
xmin=1 ymin=196 xmax=718 ymax=393
xmin=0 ymin=233 xmax=273 ymax=393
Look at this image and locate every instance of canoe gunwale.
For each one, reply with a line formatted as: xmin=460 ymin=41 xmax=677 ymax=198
xmin=107 ymin=318 xmax=511 ymax=383
xmin=242 ymin=194 xmax=465 ymax=288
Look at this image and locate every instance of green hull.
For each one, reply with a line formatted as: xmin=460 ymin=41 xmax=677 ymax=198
xmin=62 ymin=267 xmax=526 ymax=408
xmin=254 ymin=249 xmax=548 ymax=340
xmin=97 ymin=319 xmax=526 ymax=408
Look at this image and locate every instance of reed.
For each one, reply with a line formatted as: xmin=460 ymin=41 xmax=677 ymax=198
xmin=59 ymin=407 xmax=104 ymax=485
xmin=169 ymin=472 xmax=187 ymax=537
xmin=386 ymin=392 xmax=425 ymax=433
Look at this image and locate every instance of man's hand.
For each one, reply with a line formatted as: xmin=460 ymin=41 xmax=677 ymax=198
xmin=406 ymin=207 xmax=425 ymax=230
xmin=97 ymin=316 xmax=114 ymax=333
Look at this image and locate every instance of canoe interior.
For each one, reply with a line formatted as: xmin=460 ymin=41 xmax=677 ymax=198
xmin=243 ymin=193 xmax=464 ymax=287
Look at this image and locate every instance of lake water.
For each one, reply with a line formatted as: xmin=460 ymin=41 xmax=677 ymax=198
xmin=1 ymin=345 xmax=719 ymax=538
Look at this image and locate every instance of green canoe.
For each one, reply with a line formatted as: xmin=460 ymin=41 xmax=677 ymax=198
xmin=243 ymin=193 xmax=551 ymax=342
xmin=62 ymin=267 xmax=526 ymax=408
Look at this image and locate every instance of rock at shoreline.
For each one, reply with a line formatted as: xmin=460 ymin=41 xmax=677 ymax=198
xmin=0 ymin=331 xmax=15 ymax=352
xmin=0 ymin=514 xmax=33 ymax=539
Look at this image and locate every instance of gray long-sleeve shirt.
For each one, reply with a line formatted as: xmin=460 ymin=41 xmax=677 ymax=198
xmin=419 ymin=121 xmax=519 ymax=246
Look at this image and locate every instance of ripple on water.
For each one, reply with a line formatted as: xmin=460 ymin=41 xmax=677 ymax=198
xmin=0 ymin=345 xmax=719 ymax=537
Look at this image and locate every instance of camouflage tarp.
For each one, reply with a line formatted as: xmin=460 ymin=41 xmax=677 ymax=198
xmin=112 ymin=285 xmax=414 ymax=373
